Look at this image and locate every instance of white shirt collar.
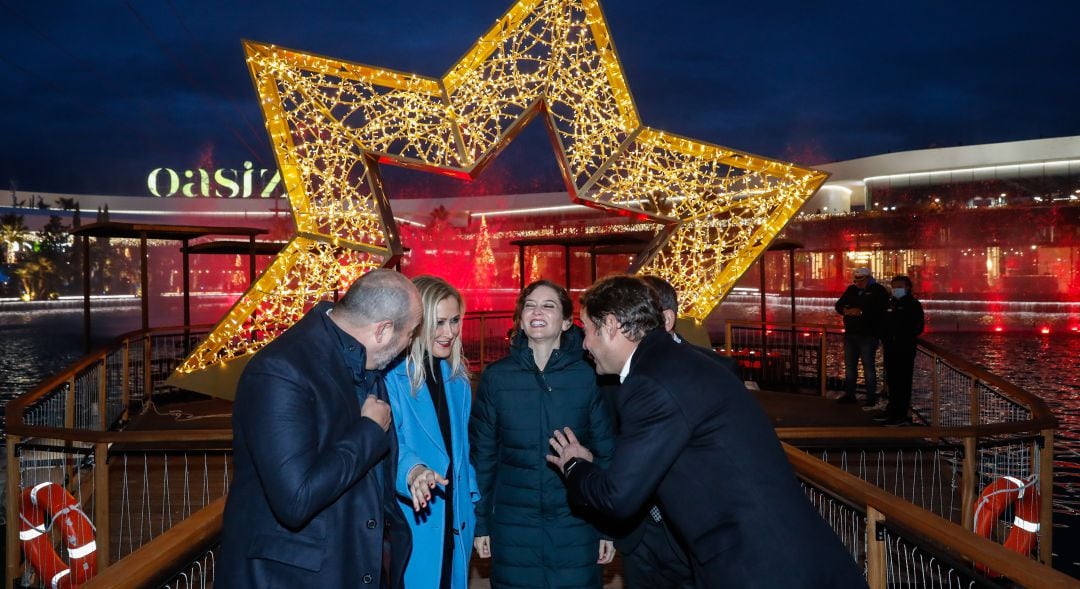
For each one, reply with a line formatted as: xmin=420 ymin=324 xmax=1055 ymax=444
xmin=619 ymin=347 xmax=637 ymax=383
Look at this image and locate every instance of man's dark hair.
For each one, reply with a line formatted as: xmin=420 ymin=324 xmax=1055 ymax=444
xmin=580 ymin=275 xmax=663 ymax=342
xmin=640 ymin=275 xmax=678 ymax=313
xmin=891 ymin=275 xmax=913 ymax=290
xmin=336 ymin=269 xmax=414 ymax=329
xmin=513 ymin=279 xmax=574 ymax=326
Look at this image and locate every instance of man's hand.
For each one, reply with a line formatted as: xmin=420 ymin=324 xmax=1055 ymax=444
xmin=361 ymin=394 xmax=391 ymax=432
xmin=598 ymin=539 xmax=616 ymax=564
xmin=545 ymin=427 xmax=594 ymax=474
xmin=474 ymin=535 xmax=491 ymax=559
xmin=406 ymin=464 xmax=449 ymax=511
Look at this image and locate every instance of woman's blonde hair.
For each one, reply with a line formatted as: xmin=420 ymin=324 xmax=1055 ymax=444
xmin=405 ymin=275 xmax=469 ymax=393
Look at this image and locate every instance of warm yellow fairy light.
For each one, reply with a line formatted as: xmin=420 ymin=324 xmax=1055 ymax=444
xmin=172 ymin=0 xmax=825 ymax=393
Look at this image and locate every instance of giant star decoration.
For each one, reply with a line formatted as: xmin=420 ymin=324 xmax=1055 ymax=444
xmin=169 ymin=0 xmax=827 ymax=396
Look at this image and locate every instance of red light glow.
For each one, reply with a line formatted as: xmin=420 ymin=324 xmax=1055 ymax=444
xmin=994 ymin=326 xmax=1004 ymax=332
xmin=1040 ymin=327 xmax=1051 ymax=335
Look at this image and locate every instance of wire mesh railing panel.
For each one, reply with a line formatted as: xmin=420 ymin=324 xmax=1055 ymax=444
xmin=801 ymin=483 xmax=868 ymax=571
xmin=808 ymin=446 xmax=964 ymax=524
xmin=149 ymin=333 xmax=202 ymax=392
xmin=113 ymin=450 xmax=232 ymax=562
xmin=159 ymin=547 xmax=217 ymax=589
xmin=104 ymin=346 xmax=127 ymax=428
xmin=883 ymin=529 xmax=995 ymax=589
xmin=977 ymin=381 xmax=1032 ymax=425
xmin=127 ymin=337 xmax=147 ymax=408
xmin=461 ymin=313 xmax=515 ymax=372
xmin=934 ymin=359 xmax=975 ymax=427
xmin=800 ymin=476 xmax=1005 ymax=589
xmin=728 ymin=325 xmax=827 ymax=392
xmin=22 ymin=382 xmax=69 ymax=430
xmin=910 ymin=349 xmax=936 ymax=424
xmin=73 ymin=361 xmax=102 ymax=431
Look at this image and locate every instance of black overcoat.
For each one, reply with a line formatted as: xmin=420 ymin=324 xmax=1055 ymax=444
xmin=218 ymin=302 xmax=410 ymax=588
xmin=567 ymin=329 xmax=867 ymax=588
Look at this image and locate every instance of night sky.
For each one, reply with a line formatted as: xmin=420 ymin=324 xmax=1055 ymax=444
xmin=2 ymin=0 xmax=1079 ymax=198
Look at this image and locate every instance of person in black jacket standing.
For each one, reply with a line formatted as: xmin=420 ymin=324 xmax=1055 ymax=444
xmin=874 ymin=275 xmax=925 ymax=426
xmin=547 ymin=275 xmax=867 ymax=589
xmin=219 ymin=269 xmax=421 ymax=589
xmin=834 ymin=267 xmax=890 ymax=406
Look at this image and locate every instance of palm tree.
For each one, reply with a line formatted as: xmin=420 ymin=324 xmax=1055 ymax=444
xmin=1 ymin=212 xmax=29 ymax=265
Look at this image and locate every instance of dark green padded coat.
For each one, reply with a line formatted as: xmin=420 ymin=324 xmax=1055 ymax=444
xmin=470 ymin=326 xmax=615 ymax=588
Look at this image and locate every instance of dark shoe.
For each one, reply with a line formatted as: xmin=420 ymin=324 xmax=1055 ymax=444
xmin=836 ymin=395 xmax=857 ymax=404
xmin=872 ymin=414 xmax=890 ymax=423
xmin=883 ymin=417 xmax=910 ymax=427
xmin=862 ymin=399 xmax=888 ymax=412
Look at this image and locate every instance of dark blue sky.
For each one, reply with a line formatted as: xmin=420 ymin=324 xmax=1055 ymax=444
xmin=2 ymin=0 xmax=1079 ymax=197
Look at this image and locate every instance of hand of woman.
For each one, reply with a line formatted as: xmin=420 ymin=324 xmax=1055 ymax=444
xmin=474 ymin=535 xmax=491 ymax=559
xmin=597 ymin=539 xmax=615 ymax=564
xmin=406 ymin=464 xmax=449 ymax=511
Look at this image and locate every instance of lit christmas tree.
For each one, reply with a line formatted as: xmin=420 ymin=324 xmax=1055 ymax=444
xmin=472 ymin=215 xmax=496 ymax=289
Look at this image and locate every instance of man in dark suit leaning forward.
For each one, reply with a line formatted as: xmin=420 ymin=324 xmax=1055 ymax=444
xmin=547 ymin=275 xmax=867 ymax=588
xmin=219 ymin=269 xmax=422 ymax=588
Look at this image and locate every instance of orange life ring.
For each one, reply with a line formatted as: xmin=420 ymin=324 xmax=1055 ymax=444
xmin=972 ymin=476 xmax=1040 ymax=576
xmin=19 ymin=482 xmax=98 ymax=588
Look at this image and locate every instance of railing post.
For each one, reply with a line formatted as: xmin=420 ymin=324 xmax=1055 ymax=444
xmin=970 ymin=377 xmax=980 ymax=426
xmin=144 ymin=333 xmax=153 ymax=408
xmin=931 ymin=354 xmax=941 ymax=427
xmin=99 ymin=358 xmax=108 ymax=431
xmin=819 ymin=329 xmax=827 ymax=398
xmin=865 ymin=506 xmax=887 ymax=589
xmin=1038 ymin=429 xmax=1054 ymax=566
xmin=478 ymin=315 xmax=486 ymax=373
xmin=122 ymin=339 xmax=130 ymax=422
xmin=961 ymin=436 xmax=978 ymax=531
xmin=66 ymin=375 xmax=77 ymax=483
xmin=6 ymin=436 xmax=21 ymax=586
xmin=94 ymin=442 xmax=111 ymax=571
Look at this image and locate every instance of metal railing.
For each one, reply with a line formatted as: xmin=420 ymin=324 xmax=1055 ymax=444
xmin=4 ymin=326 xmax=232 ymax=587
xmin=3 ymin=317 xmax=1067 ymax=588
xmin=726 ymin=321 xmax=1058 ymax=567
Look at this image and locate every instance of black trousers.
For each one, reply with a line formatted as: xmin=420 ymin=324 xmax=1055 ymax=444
xmin=621 ymin=518 xmax=694 ymax=589
xmin=883 ymin=340 xmax=916 ymax=419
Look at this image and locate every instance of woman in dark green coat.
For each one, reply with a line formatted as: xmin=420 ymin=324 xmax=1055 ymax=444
xmin=471 ymin=280 xmax=615 ymax=588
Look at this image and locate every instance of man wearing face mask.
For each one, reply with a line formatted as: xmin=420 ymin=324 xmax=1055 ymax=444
xmin=873 ymin=275 xmax=924 ymax=426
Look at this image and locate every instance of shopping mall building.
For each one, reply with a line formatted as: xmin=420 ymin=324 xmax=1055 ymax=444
xmin=3 ymin=135 xmax=1079 ymax=312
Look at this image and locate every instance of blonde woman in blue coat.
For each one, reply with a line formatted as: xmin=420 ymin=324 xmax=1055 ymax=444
xmin=386 ymin=276 xmax=480 ymax=588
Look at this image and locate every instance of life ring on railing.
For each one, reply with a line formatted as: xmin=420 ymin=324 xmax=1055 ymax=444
xmin=973 ymin=476 xmax=1040 ymax=576
xmin=19 ymin=482 xmax=98 ymax=588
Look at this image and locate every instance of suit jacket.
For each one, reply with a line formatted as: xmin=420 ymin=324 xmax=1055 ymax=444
xmin=219 ymin=302 xmax=410 ymax=589
xmin=566 ymin=329 xmax=867 ymax=588
xmin=386 ymin=359 xmax=479 ymax=588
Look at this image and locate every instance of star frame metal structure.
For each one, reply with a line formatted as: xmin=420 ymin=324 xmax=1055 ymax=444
xmin=169 ymin=0 xmax=827 ymax=396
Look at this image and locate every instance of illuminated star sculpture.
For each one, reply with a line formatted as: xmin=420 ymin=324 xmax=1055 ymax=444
xmin=169 ymin=0 xmax=827 ymax=397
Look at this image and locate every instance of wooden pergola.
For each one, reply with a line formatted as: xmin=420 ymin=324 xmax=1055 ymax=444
xmin=70 ymin=222 xmax=269 ymax=351
xmin=508 ymin=231 xmax=654 ymax=290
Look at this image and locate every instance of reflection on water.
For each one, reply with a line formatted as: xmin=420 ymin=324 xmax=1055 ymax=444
xmin=1 ymin=303 xmax=1078 ymax=575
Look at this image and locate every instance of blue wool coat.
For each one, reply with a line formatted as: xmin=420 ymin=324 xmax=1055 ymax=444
xmin=470 ymin=326 xmax=615 ymax=588
xmin=386 ymin=359 xmax=480 ymax=589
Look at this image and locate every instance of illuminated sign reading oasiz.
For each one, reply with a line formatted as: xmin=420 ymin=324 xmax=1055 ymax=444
xmin=146 ymin=161 xmax=285 ymax=198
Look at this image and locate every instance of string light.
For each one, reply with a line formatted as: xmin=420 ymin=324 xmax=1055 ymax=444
xmin=173 ymin=0 xmax=824 ymax=386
